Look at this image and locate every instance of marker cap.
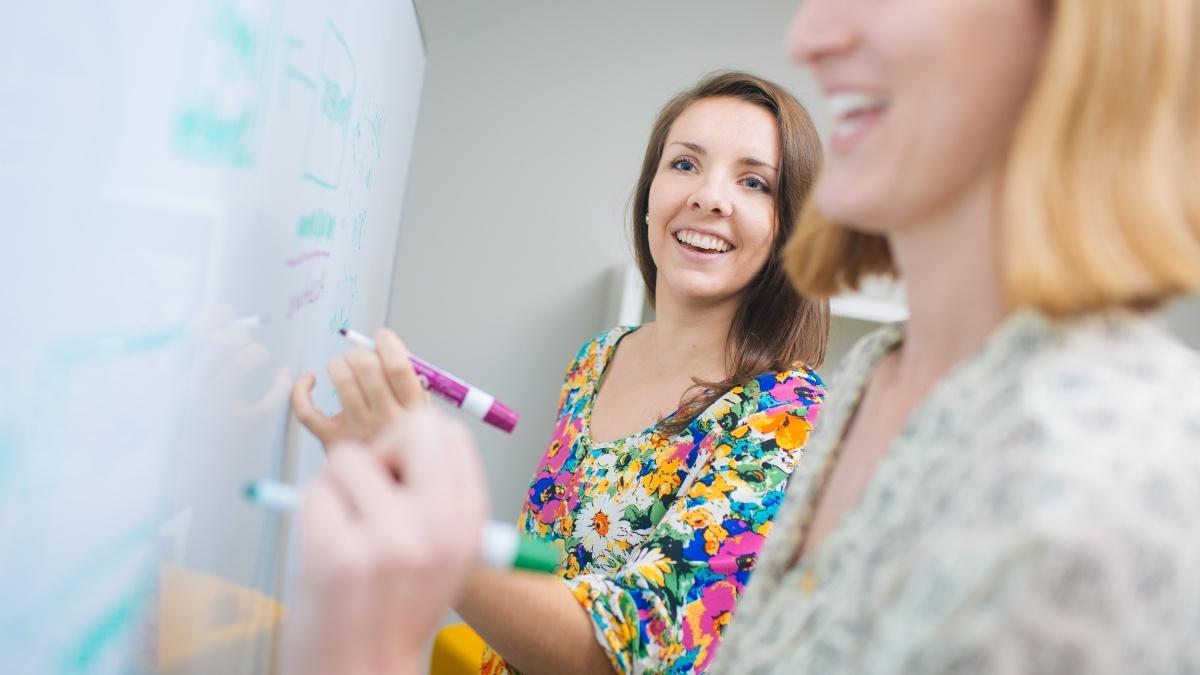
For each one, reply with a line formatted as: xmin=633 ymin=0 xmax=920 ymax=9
xmin=514 ymin=536 xmax=561 ymax=574
xmin=483 ymin=400 xmax=520 ymax=433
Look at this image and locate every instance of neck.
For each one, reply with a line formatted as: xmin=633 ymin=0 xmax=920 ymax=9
xmin=888 ymin=177 xmax=1010 ymax=395
xmin=642 ymin=284 xmax=738 ymax=381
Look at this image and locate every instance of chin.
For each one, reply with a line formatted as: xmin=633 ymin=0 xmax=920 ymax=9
xmin=657 ymin=273 xmax=729 ymax=306
xmin=675 ymin=284 xmax=743 ymax=308
xmin=813 ymin=171 xmax=897 ymax=235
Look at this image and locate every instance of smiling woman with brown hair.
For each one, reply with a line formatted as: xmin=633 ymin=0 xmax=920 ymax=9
xmin=291 ymin=71 xmax=830 ymax=675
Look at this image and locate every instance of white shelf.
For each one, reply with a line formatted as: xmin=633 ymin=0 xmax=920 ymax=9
xmin=606 ymin=263 xmax=649 ymax=327
xmin=830 ymin=295 xmax=908 ymax=323
xmin=830 ymin=276 xmax=908 ymax=323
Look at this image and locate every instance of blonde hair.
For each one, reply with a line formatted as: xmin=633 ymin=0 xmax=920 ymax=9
xmin=786 ymin=0 xmax=1200 ymax=316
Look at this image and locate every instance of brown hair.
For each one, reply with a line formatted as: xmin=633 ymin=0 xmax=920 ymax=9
xmin=785 ymin=0 xmax=1200 ymax=314
xmin=631 ymin=71 xmax=829 ymax=435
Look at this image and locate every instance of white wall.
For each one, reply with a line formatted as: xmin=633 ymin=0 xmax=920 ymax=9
xmin=389 ymin=0 xmax=824 ymax=521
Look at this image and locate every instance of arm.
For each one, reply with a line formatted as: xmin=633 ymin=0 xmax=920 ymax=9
xmin=456 ymin=569 xmax=616 ymax=675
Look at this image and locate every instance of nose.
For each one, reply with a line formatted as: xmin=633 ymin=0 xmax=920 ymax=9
xmin=689 ymin=174 xmax=733 ymax=218
xmin=785 ymin=0 xmax=857 ymax=66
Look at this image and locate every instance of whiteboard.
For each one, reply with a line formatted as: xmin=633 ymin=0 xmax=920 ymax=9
xmin=0 ymin=1 xmax=425 ymax=672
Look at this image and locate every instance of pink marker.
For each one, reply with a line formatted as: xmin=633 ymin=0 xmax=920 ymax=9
xmin=339 ymin=328 xmax=519 ymax=433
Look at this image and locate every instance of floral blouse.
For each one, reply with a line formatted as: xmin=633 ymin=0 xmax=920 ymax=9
xmin=480 ymin=326 xmax=826 ymax=674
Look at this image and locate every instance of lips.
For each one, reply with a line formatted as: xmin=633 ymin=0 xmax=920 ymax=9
xmin=673 ymin=228 xmax=735 ymax=254
xmin=826 ymin=91 xmax=889 ymax=150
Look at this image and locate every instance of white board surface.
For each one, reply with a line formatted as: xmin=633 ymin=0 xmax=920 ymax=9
xmin=0 ymin=1 xmax=425 ymax=672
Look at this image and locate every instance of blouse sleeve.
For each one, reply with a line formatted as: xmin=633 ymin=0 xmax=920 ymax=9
xmin=563 ymin=371 xmax=825 ymax=674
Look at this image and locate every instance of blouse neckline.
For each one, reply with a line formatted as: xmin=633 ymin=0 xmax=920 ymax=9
xmin=581 ymin=324 xmax=677 ymax=449
xmin=774 ymin=310 xmax=1053 ymax=576
xmin=581 ymin=324 xmax=803 ymax=450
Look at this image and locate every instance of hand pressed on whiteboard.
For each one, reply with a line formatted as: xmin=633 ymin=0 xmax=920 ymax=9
xmin=292 ymin=328 xmax=431 ymax=449
xmin=282 ymin=407 xmax=487 ymax=675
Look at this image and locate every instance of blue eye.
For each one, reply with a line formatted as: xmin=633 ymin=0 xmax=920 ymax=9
xmin=672 ymin=158 xmax=697 ymax=172
xmin=743 ymin=177 xmax=770 ymax=192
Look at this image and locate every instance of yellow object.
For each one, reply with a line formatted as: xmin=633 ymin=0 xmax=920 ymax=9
xmin=430 ymin=623 xmax=486 ymax=675
xmin=157 ymin=564 xmax=285 ymax=673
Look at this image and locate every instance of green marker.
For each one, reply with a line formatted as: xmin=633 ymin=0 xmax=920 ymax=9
xmin=245 ymin=479 xmax=559 ymax=574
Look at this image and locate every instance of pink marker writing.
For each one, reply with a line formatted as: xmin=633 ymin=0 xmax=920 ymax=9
xmin=339 ymin=328 xmax=519 ymax=433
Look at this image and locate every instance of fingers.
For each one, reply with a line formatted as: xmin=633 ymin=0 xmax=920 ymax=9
xmin=368 ymin=409 xmax=434 ymax=491
xmin=327 ymin=356 xmax=370 ymax=428
xmin=215 ymin=342 xmax=270 ymax=392
xmin=371 ymin=408 xmax=484 ymax=509
xmin=298 ymin=472 xmax=358 ymax=560
xmin=244 ymin=366 xmax=293 ymax=419
xmin=375 ymin=329 xmax=429 ymax=407
xmin=345 ymin=347 xmax=400 ymax=417
xmin=292 ymin=372 xmax=337 ymax=441
xmin=323 ymin=447 xmax=398 ymax=522
xmin=456 ymin=421 xmax=489 ymax=508
xmin=440 ymin=416 xmax=490 ymax=528
xmin=366 ymin=410 xmax=487 ymax=574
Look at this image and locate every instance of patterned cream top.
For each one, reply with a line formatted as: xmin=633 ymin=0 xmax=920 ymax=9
xmin=710 ymin=310 xmax=1200 ymax=674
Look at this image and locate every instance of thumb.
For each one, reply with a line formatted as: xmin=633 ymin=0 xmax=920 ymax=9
xmin=292 ymin=372 xmax=337 ymax=442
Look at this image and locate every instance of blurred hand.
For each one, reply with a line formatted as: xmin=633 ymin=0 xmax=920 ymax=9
xmin=187 ymin=305 xmax=292 ymax=428
xmin=292 ymin=328 xmax=431 ymax=449
xmin=282 ymin=407 xmax=488 ymax=675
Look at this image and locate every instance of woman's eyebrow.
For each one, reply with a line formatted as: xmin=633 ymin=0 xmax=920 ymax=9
xmin=669 ymin=141 xmax=706 ymax=154
xmin=668 ymin=141 xmax=777 ymax=173
xmin=741 ymin=157 xmax=778 ymax=173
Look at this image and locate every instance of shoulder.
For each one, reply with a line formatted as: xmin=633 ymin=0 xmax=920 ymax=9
xmin=1019 ymin=313 xmax=1200 ymax=456
xmin=989 ymin=314 xmax=1200 ymax=533
xmin=741 ymin=364 xmax=827 ymax=416
xmin=689 ymin=364 xmax=827 ymax=449
xmin=563 ymin=325 xmax=636 ymax=375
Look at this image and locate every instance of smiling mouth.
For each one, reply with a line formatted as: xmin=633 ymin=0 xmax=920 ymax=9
xmin=827 ymin=91 xmax=889 ymax=146
xmin=674 ymin=229 xmax=734 ymax=254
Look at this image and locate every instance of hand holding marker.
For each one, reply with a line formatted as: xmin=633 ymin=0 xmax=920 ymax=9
xmin=339 ymin=328 xmax=519 ymax=433
xmin=246 ymin=479 xmax=559 ymax=573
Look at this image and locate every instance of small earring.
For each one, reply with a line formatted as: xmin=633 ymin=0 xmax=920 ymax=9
xmin=644 ymin=214 xmax=650 ymax=226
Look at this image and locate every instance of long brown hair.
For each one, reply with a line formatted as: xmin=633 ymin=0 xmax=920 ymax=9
xmin=631 ymin=72 xmax=829 ymax=435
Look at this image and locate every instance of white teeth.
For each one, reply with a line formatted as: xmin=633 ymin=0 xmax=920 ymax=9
xmin=827 ymin=91 xmax=888 ymax=144
xmin=675 ymin=230 xmax=732 ymax=253
xmin=826 ymin=92 xmax=887 ymax=121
